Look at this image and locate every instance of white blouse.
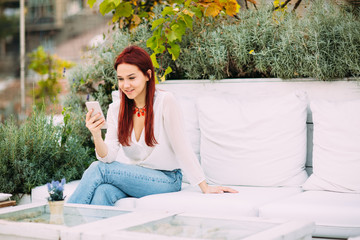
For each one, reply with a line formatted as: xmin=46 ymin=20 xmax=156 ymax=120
xmin=96 ymin=89 xmax=206 ymax=186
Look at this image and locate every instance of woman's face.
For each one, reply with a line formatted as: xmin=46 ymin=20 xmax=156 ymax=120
xmin=117 ymin=63 xmax=150 ymax=105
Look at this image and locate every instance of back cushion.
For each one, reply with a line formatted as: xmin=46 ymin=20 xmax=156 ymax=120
xmin=197 ymin=91 xmax=308 ymax=186
xmin=302 ymin=99 xmax=360 ymax=193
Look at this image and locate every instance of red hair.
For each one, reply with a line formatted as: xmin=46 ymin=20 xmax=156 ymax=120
xmin=114 ymin=46 xmax=157 ymax=147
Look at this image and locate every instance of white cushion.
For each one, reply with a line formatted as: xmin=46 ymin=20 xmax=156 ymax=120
xmin=136 ymin=185 xmax=302 ymax=217
xmin=113 ymin=197 xmax=137 ymax=210
xmin=303 ymin=99 xmax=360 ymax=193
xmin=197 ymin=92 xmax=308 ymax=186
xmin=259 ymin=191 xmax=360 ymax=238
xmin=0 ymin=193 xmax=12 ymax=202
xmin=173 ymin=95 xmax=201 ymax=183
xmin=176 ymin=96 xmax=200 ymax=162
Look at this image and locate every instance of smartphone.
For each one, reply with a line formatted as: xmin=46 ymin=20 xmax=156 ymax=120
xmin=85 ymin=101 xmax=107 ymax=129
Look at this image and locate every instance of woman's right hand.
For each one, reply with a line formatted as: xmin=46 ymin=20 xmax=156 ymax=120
xmin=85 ymin=109 xmax=105 ymax=139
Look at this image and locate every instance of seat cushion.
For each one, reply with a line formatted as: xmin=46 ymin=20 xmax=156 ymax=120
xmin=259 ymin=191 xmax=360 ymax=238
xmin=136 ymin=185 xmax=302 ymax=218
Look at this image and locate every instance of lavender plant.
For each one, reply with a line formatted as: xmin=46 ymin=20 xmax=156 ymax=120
xmin=47 ymin=178 xmax=66 ymax=201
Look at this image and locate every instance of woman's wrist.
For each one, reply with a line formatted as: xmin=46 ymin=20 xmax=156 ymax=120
xmin=199 ymin=180 xmax=209 ymax=193
xmin=92 ymin=132 xmax=103 ymax=141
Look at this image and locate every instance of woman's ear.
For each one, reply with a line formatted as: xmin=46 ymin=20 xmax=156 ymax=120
xmin=147 ymin=69 xmax=152 ymax=81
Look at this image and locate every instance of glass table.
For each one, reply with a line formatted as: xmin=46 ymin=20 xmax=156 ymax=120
xmin=104 ymin=213 xmax=315 ymax=240
xmin=0 ymin=204 xmax=314 ymax=240
xmin=125 ymin=215 xmax=276 ymax=239
xmin=0 ymin=203 xmax=125 ymax=227
xmin=0 ymin=202 xmax=130 ymax=240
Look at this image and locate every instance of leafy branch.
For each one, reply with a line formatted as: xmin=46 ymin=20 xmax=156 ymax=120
xmin=87 ymin=0 xmax=241 ymax=81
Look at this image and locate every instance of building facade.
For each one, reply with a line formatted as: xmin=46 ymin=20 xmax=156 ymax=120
xmin=0 ymin=0 xmax=102 ymax=76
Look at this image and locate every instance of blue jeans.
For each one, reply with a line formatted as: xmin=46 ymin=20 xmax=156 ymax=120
xmin=67 ymin=161 xmax=182 ymax=206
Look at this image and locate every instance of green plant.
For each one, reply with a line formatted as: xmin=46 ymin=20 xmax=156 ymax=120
xmin=28 ymin=46 xmax=75 ymax=106
xmin=88 ymin=0 xmax=241 ymax=80
xmin=0 ymin=107 xmax=95 ymax=198
xmin=67 ymin=0 xmax=360 ymax=110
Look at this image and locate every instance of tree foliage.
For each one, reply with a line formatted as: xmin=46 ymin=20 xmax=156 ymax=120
xmin=87 ymin=0 xmax=241 ymax=81
xmin=28 ymin=46 xmax=75 ymax=106
xmin=0 ymin=15 xmax=18 ymax=39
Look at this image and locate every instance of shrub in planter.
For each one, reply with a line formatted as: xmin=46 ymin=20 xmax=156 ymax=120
xmin=67 ymin=0 xmax=360 ymax=109
xmin=0 ymin=107 xmax=95 ymax=198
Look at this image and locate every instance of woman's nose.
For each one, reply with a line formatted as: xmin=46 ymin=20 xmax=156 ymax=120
xmin=123 ymin=80 xmax=130 ymax=88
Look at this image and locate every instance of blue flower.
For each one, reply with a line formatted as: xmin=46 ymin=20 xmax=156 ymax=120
xmin=47 ymin=178 xmax=66 ymax=201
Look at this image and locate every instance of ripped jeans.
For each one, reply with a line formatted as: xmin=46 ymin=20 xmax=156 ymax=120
xmin=67 ymin=161 xmax=182 ymax=206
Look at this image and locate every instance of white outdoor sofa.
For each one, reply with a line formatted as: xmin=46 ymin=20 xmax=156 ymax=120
xmin=32 ymin=79 xmax=360 ymax=239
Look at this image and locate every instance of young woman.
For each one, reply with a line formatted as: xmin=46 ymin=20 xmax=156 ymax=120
xmin=68 ymin=46 xmax=237 ymax=206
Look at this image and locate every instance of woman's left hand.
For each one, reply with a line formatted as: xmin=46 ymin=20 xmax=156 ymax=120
xmin=199 ymin=180 xmax=238 ymax=194
xmin=203 ymin=185 xmax=239 ymax=194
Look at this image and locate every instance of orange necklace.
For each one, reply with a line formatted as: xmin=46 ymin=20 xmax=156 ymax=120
xmin=133 ymin=106 xmax=146 ymax=117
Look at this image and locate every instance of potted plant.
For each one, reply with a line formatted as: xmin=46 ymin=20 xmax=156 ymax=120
xmin=47 ymin=178 xmax=66 ymax=224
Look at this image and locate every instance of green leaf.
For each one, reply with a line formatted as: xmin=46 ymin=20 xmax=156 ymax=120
xmin=150 ymin=27 xmax=166 ymax=54
xmin=168 ymin=42 xmax=180 ymax=60
xmin=146 ymin=36 xmax=157 ymax=50
xmin=115 ymin=2 xmax=133 ymax=18
xmin=87 ymin=0 xmax=96 ymax=8
xmin=154 ymin=40 xmax=166 ymax=54
xmin=138 ymin=11 xmax=148 ymax=18
xmin=176 ymin=20 xmax=187 ymax=35
xmin=150 ymin=53 xmax=160 ymax=68
xmin=164 ymin=66 xmax=172 ymax=76
xmin=162 ymin=7 xmax=175 ymax=17
xmin=147 ymin=29 xmax=165 ymax=54
xmin=113 ymin=0 xmax=121 ymax=7
xmin=173 ymin=0 xmax=183 ymax=4
xmin=181 ymin=14 xmax=193 ymax=30
xmin=166 ymin=21 xmax=186 ymax=42
xmin=99 ymin=0 xmax=115 ymax=15
xmin=160 ymin=66 xmax=173 ymax=82
xmin=165 ymin=29 xmax=178 ymax=42
xmin=185 ymin=0 xmax=192 ymax=7
xmin=153 ymin=26 xmax=162 ymax=36
xmin=151 ymin=18 xmax=166 ymax=30
xmin=154 ymin=74 xmax=159 ymax=84
xmin=191 ymin=6 xmax=203 ymax=18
